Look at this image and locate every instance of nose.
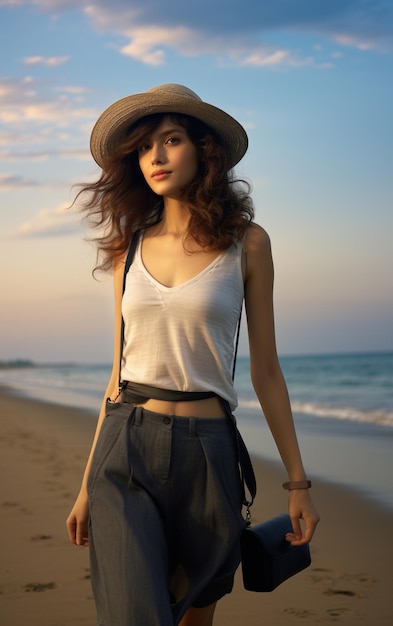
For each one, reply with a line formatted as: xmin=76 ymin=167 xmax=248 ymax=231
xmin=151 ymin=142 xmax=166 ymax=165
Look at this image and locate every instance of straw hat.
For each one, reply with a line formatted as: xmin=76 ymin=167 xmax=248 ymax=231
xmin=90 ymin=83 xmax=248 ymax=170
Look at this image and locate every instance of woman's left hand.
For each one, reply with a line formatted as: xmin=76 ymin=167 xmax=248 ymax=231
xmin=285 ymin=489 xmax=320 ymax=546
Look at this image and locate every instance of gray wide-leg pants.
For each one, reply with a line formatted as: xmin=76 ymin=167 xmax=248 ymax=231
xmin=87 ymin=402 xmax=245 ymax=626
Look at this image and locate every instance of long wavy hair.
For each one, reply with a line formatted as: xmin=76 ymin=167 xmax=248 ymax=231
xmin=76 ymin=112 xmax=254 ymax=272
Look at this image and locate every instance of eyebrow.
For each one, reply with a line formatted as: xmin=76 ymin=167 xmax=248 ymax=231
xmin=153 ymin=126 xmax=186 ymax=141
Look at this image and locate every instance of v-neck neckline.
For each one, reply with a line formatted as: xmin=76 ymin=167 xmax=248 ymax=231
xmin=137 ymin=235 xmax=226 ymax=291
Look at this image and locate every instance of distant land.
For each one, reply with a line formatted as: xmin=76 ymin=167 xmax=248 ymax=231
xmin=0 ymin=360 xmax=36 ymax=369
xmin=1 ymin=350 xmax=392 ymax=370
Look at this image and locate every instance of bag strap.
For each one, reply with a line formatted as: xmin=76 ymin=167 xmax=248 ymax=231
xmin=226 ymin=303 xmax=257 ymax=510
xmin=220 ymin=396 xmax=256 ymax=510
xmin=232 ymin=303 xmax=242 ymax=380
xmin=122 ymin=231 xmax=140 ymax=293
xmin=117 ymin=232 xmax=140 ymax=396
xmin=228 ymin=247 xmax=256 ymax=508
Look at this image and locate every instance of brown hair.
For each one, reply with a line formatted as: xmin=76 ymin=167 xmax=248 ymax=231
xmin=76 ymin=113 xmax=254 ymax=272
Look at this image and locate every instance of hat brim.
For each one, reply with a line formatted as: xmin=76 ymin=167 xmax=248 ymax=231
xmin=90 ymin=91 xmax=248 ymax=170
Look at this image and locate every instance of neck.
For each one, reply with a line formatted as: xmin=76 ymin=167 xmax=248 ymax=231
xmin=160 ymin=197 xmax=191 ymax=236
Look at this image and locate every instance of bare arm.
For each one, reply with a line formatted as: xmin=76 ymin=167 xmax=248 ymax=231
xmin=244 ymin=224 xmax=320 ymax=544
xmin=66 ymin=259 xmax=125 ymax=546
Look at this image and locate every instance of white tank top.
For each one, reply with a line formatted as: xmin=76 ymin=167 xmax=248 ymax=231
xmin=121 ymin=235 xmax=244 ymax=410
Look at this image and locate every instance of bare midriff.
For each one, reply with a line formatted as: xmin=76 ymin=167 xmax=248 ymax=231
xmin=134 ymin=396 xmax=226 ymax=418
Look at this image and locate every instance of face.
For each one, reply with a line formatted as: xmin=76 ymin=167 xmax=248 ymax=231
xmin=137 ymin=117 xmax=199 ymax=199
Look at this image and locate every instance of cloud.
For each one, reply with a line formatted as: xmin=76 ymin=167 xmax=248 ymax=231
xmin=0 ymin=77 xmax=97 ymax=156
xmin=241 ymin=49 xmax=292 ymax=67
xmin=332 ymin=34 xmax=378 ymax=51
xmin=54 ymin=86 xmax=90 ymax=94
xmin=0 ymin=173 xmax=38 ymax=190
xmin=82 ymin=0 xmax=393 ymax=65
xmin=239 ymin=48 xmax=332 ymax=68
xmin=23 ymin=55 xmax=69 ymax=66
xmin=0 ymin=77 xmax=96 ymax=124
xmin=120 ymin=25 xmax=194 ymax=65
xmin=0 ymin=147 xmax=90 ymax=162
xmin=83 ymin=3 xmax=326 ymax=67
xmin=13 ymin=203 xmax=82 ymax=238
xmin=5 ymin=0 xmax=392 ymax=67
xmin=117 ymin=24 xmax=330 ymax=69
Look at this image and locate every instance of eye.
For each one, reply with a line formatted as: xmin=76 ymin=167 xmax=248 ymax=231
xmin=138 ymin=143 xmax=150 ymax=154
xmin=166 ymin=136 xmax=180 ymax=145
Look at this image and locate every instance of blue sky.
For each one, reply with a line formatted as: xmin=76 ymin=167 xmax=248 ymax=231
xmin=0 ymin=0 xmax=392 ymax=363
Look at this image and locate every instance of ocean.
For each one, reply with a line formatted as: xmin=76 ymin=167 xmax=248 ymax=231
xmin=1 ymin=351 xmax=392 ymax=510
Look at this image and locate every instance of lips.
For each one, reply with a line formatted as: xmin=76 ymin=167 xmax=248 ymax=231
xmin=151 ymin=170 xmax=171 ymax=180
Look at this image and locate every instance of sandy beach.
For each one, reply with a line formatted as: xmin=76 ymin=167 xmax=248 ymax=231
xmin=0 ymin=384 xmax=392 ymax=625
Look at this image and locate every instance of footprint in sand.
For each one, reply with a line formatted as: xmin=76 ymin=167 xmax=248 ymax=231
xmin=23 ymin=582 xmax=56 ymax=592
xmin=2 ymin=501 xmax=31 ymax=515
xmin=31 ymin=534 xmax=52 ymax=542
xmin=307 ymin=567 xmax=375 ymax=599
xmin=81 ymin=568 xmax=91 ymax=581
xmin=323 ymin=588 xmax=362 ymax=598
xmin=326 ymin=607 xmax=355 ymax=618
xmin=283 ymin=607 xmax=316 ymax=618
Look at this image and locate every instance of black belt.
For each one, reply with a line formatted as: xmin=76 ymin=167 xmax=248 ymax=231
xmin=120 ymin=381 xmax=217 ymax=405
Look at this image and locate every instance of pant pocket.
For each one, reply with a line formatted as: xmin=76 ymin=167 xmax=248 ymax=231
xmin=87 ymin=403 xmax=135 ymax=495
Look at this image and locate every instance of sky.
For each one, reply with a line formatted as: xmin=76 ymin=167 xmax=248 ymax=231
xmin=0 ymin=0 xmax=392 ymax=364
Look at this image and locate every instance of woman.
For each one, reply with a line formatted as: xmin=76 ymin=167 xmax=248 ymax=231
xmin=66 ymin=83 xmax=319 ymax=626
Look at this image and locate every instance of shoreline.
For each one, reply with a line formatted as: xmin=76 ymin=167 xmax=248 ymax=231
xmin=1 ymin=385 xmax=392 ymax=625
xmin=2 ymin=380 xmax=392 ymax=512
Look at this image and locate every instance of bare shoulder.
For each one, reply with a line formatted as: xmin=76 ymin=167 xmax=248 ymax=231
xmin=244 ymin=223 xmax=273 ymax=268
xmin=113 ymin=256 xmax=126 ymax=295
xmin=245 ymin=222 xmax=271 ymax=251
xmin=113 ymin=256 xmax=125 ymax=277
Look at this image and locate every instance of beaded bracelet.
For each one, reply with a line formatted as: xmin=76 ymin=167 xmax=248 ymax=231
xmin=282 ymin=480 xmax=312 ymax=490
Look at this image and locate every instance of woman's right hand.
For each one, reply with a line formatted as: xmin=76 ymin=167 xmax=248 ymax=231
xmin=66 ymin=492 xmax=90 ymax=546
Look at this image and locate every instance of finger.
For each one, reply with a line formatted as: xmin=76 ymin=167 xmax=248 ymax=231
xmin=286 ymin=533 xmax=309 ymax=546
xmin=302 ymin=520 xmax=318 ymax=544
xmin=286 ymin=518 xmax=318 ymax=545
xmin=76 ymin=523 xmax=89 ymax=547
xmin=290 ymin=517 xmax=303 ymax=541
xmin=66 ymin=517 xmax=77 ymax=545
